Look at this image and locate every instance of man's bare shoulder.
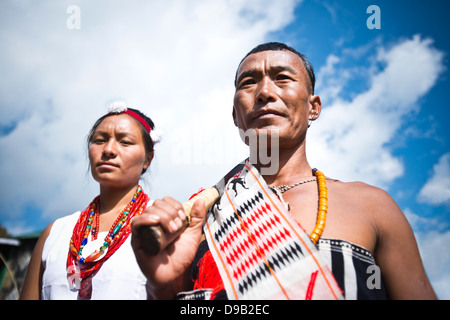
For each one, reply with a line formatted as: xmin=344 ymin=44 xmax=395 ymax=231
xmin=329 ymin=179 xmax=391 ymax=198
xmin=328 ymin=179 xmax=400 ymax=214
xmin=332 ymin=181 xmax=406 ymax=232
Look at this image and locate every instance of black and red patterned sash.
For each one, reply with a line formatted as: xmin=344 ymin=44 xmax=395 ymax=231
xmin=204 ymin=160 xmax=343 ymax=300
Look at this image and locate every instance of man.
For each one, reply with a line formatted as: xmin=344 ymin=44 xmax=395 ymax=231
xmin=131 ymin=42 xmax=437 ymax=300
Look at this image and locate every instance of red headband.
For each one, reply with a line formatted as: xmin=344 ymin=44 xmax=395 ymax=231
xmin=124 ymin=109 xmax=151 ymax=133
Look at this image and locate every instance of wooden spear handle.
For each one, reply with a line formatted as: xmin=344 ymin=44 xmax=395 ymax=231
xmin=137 ymin=187 xmax=220 ymax=256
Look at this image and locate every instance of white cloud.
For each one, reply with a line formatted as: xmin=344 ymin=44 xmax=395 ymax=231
xmin=405 ymin=208 xmax=438 ymax=231
xmin=414 ymin=229 xmax=450 ymax=299
xmin=0 ymin=3 xmax=446 ymax=238
xmin=307 ymin=35 xmax=445 ymax=188
xmin=404 ymin=208 xmax=450 ymax=299
xmin=0 ymin=0 xmax=302 ymax=230
xmin=418 ymin=153 xmax=450 ymax=206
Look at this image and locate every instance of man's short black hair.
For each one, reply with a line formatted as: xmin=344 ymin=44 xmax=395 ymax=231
xmin=234 ymin=42 xmax=315 ymax=94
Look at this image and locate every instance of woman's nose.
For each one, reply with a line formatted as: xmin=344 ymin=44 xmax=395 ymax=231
xmin=102 ymin=139 xmax=117 ymax=157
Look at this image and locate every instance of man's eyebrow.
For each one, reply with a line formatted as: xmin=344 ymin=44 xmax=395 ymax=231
xmin=236 ymin=65 xmax=298 ymax=84
xmin=269 ymin=65 xmax=298 ymax=75
xmin=236 ymin=69 xmax=259 ymax=85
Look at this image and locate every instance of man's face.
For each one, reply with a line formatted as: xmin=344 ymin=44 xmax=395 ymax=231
xmin=233 ymin=50 xmax=318 ymax=147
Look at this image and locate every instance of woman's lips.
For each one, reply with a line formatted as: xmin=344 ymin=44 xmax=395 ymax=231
xmin=97 ymin=161 xmax=119 ymax=169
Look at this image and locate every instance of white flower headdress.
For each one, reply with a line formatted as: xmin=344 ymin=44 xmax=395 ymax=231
xmin=106 ymin=101 xmax=162 ymax=145
xmin=107 ymin=101 xmax=128 ymax=114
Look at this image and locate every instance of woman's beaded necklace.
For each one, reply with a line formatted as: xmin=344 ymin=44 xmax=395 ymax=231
xmin=269 ymin=169 xmax=328 ymax=245
xmin=67 ymin=185 xmax=149 ymax=299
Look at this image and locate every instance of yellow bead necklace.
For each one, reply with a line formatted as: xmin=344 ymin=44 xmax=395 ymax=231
xmin=269 ymin=168 xmax=328 ymax=244
xmin=310 ymin=169 xmax=327 ymax=244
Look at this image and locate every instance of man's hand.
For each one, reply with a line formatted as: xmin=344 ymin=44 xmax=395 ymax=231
xmin=131 ymin=197 xmax=206 ymax=299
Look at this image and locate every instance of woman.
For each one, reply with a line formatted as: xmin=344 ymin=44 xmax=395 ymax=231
xmin=20 ymin=102 xmax=161 ymax=299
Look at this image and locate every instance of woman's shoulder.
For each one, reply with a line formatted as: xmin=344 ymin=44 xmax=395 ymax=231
xmin=41 ymin=211 xmax=81 ymax=258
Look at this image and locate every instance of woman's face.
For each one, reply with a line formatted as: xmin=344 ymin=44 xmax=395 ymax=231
xmin=88 ymin=114 xmax=153 ymax=189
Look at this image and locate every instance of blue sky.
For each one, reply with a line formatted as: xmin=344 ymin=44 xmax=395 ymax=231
xmin=0 ymin=0 xmax=449 ymax=298
xmin=275 ymin=0 xmax=450 ymax=223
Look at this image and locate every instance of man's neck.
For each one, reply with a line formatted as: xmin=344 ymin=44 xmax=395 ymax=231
xmin=257 ymin=144 xmax=313 ymax=187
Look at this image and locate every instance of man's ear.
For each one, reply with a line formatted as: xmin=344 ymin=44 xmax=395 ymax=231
xmin=308 ymin=95 xmax=322 ymax=121
xmin=232 ymin=106 xmax=238 ymax=127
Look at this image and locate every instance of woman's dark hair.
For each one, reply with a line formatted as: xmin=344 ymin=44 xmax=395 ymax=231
xmin=234 ymin=42 xmax=316 ymax=94
xmin=87 ymin=108 xmax=155 ymax=174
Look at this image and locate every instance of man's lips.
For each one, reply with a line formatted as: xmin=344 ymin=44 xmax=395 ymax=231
xmin=251 ymin=108 xmax=284 ymax=121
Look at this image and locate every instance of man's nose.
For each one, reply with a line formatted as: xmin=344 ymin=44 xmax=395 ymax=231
xmin=256 ymin=77 xmax=277 ymax=104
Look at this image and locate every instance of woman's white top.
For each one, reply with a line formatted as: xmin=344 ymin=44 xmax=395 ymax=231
xmin=41 ymin=211 xmax=147 ymax=300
